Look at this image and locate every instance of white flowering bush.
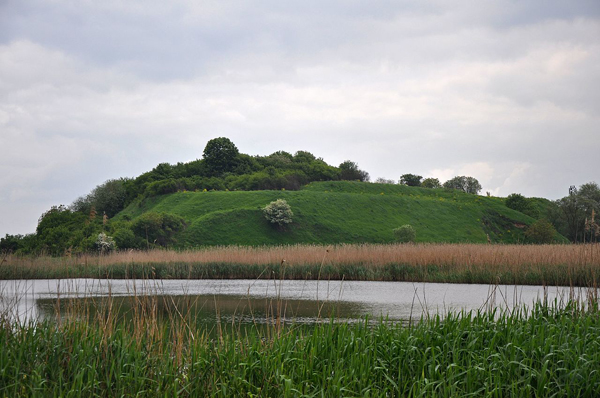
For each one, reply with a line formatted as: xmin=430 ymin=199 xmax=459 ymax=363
xmin=96 ymin=232 xmax=116 ymax=253
xmin=263 ymin=199 xmax=293 ymax=227
xmin=393 ymin=225 xmax=416 ymax=243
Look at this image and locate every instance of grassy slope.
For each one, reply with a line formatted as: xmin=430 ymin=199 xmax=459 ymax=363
xmin=117 ymin=181 xmax=560 ymax=247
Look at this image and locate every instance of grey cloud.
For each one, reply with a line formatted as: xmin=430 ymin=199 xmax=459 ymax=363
xmin=1 ymin=0 xmax=599 ymax=236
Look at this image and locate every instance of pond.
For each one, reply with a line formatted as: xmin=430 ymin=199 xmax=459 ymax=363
xmin=0 ymin=278 xmax=581 ymax=325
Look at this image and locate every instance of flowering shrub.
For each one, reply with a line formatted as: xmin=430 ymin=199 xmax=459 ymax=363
xmin=96 ymin=232 xmax=116 ymax=253
xmin=263 ymin=199 xmax=293 ymax=227
xmin=393 ymin=225 xmax=416 ymax=243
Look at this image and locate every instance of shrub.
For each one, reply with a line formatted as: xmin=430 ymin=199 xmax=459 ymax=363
xmin=112 ymin=228 xmax=136 ymax=249
xmin=393 ymin=225 xmax=416 ymax=243
xmin=263 ymin=199 xmax=294 ymax=227
xmin=525 ymin=219 xmax=557 ymax=244
xmin=131 ymin=212 xmax=186 ymax=247
xmin=96 ymin=232 xmax=116 ymax=253
xmin=506 ymin=193 xmax=540 ymax=219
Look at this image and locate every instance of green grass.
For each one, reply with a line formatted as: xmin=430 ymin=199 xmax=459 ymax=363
xmin=1 ymin=302 xmax=599 ymax=397
xmin=118 ymin=181 xmax=559 ymax=247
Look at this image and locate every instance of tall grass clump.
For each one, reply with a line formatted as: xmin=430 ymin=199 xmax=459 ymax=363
xmin=1 ymin=297 xmax=599 ymax=397
xmin=3 ymin=243 xmax=600 ymax=286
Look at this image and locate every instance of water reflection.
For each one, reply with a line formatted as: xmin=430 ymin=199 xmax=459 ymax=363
xmin=35 ymin=294 xmax=369 ymax=326
xmin=1 ymin=278 xmax=581 ymax=325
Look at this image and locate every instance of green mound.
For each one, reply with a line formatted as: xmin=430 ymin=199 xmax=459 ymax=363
xmin=117 ymin=181 xmax=558 ymax=246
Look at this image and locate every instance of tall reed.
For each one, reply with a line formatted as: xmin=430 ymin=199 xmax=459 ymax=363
xmin=1 ymin=301 xmax=599 ymax=397
xmin=3 ymin=243 xmax=600 ymax=286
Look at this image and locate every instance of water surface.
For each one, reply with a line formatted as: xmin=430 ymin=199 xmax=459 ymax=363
xmin=0 ymin=279 xmax=579 ymax=325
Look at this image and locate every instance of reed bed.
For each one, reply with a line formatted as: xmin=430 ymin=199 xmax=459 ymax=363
xmin=1 ymin=301 xmax=599 ymax=397
xmin=2 ymin=243 xmax=600 ymax=286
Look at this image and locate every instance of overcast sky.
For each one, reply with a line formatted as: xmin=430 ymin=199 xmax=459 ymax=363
xmin=1 ymin=0 xmax=599 ymax=237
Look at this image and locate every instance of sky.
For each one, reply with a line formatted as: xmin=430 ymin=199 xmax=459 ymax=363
xmin=1 ymin=0 xmax=599 ymax=237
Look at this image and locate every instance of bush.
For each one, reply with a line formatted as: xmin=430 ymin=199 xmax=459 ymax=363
xmin=96 ymin=233 xmax=116 ymax=253
xmin=263 ymin=199 xmax=294 ymax=227
xmin=506 ymin=193 xmax=540 ymax=219
xmin=393 ymin=225 xmax=416 ymax=243
xmin=131 ymin=212 xmax=186 ymax=247
xmin=112 ymin=228 xmax=136 ymax=249
xmin=525 ymin=219 xmax=556 ymax=244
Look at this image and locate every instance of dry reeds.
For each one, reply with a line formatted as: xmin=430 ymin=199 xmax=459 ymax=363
xmin=2 ymin=243 xmax=600 ymax=286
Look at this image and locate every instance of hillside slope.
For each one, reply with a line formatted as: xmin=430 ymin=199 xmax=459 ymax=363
xmin=116 ymin=181 xmax=562 ymax=247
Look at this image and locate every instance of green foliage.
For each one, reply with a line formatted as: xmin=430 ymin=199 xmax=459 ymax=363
xmin=95 ymin=232 xmax=116 ymax=253
xmin=525 ymin=219 xmax=557 ymax=244
xmin=203 ymin=137 xmax=240 ymax=176
xmin=131 ymin=212 xmax=186 ymax=247
xmin=71 ymin=178 xmax=129 ymax=218
xmin=505 ymin=193 xmax=540 ymax=218
xmin=399 ymin=174 xmax=422 ymax=186
xmin=112 ymin=228 xmax=137 ymax=249
xmin=553 ymin=182 xmax=600 ymax=242
xmin=262 ymin=199 xmax=293 ymax=227
xmin=393 ymin=224 xmax=416 ymax=242
xmin=443 ymin=176 xmax=482 ymax=194
xmin=421 ymin=177 xmax=441 ymax=189
xmin=2 ymin=304 xmax=598 ymax=397
xmin=339 ymin=160 xmax=370 ymax=182
xmin=36 ymin=205 xmax=97 ymax=255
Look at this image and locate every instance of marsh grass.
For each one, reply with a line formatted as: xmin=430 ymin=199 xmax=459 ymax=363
xmin=1 ymin=291 xmax=599 ymax=397
xmin=2 ymin=243 xmax=600 ymax=286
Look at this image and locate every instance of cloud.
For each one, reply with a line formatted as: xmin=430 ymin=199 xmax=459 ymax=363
xmin=0 ymin=1 xmax=599 ymax=236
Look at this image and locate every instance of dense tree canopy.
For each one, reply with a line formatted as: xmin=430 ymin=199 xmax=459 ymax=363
xmin=421 ymin=178 xmax=441 ymax=189
xmin=399 ymin=174 xmax=422 ymax=187
xmin=3 ymin=138 xmax=372 ymax=255
xmin=443 ymin=176 xmax=482 ymax=195
xmin=339 ymin=161 xmax=370 ymax=182
xmin=551 ymin=183 xmax=600 ymax=242
xmin=203 ymin=137 xmax=240 ymax=176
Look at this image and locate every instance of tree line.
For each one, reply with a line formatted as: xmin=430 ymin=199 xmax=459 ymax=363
xmin=1 ymin=137 xmax=597 ymax=255
xmin=1 ymin=138 xmax=370 ymax=255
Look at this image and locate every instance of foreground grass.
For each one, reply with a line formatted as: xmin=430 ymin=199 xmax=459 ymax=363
xmin=3 ymin=243 xmax=600 ymax=286
xmin=1 ymin=302 xmax=599 ymax=397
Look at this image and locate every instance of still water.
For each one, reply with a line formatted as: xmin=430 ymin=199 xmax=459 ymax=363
xmin=0 ymin=279 xmax=579 ymax=325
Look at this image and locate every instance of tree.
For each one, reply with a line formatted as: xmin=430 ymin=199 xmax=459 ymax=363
xmin=443 ymin=176 xmax=482 ymax=194
xmin=203 ymin=137 xmax=240 ymax=176
xmin=339 ymin=161 xmax=370 ymax=182
xmin=263 ymin=199 xmax=293 ymax=228
xmin=393 ymin=225 xmax=416 ymax=243
xmin=554 ymin=183 xmax=600 ymax=242
xmin=421 ymin=178 xmax=441 ymax=189
xmin=505 ymin=193 xmax=539 ymax=218
xmin=399 ymin=174 xmax=422 ymax=187
xmin=70 ymin=178 xmax=129 ymax=218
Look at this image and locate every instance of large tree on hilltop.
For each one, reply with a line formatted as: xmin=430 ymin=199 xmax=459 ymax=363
xmin=443 ymin=176 xmax=482 ymax=195
xmin=339 ymin=160 xmax=370 ymax=182
xmin=203 ymin=137 xmax=240 ymax=176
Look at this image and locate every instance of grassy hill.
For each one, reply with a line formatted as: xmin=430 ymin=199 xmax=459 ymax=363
xmin=116 ymin=181 xmax=563 ymax=247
